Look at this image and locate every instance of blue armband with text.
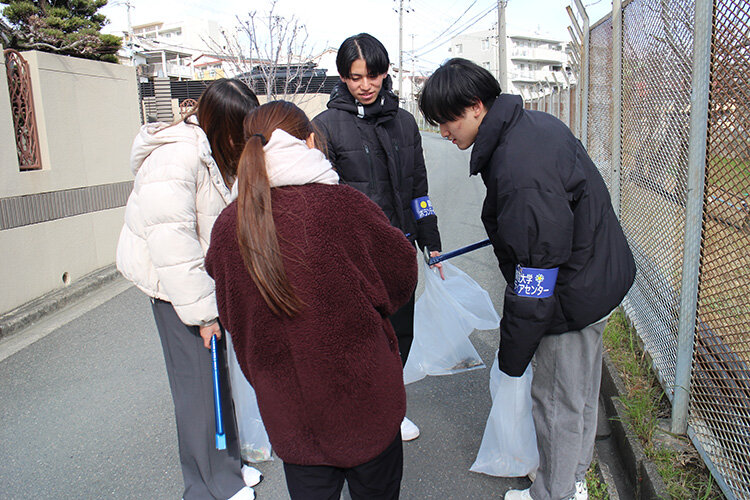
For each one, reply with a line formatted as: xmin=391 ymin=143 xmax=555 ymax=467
xmin=411 ymin=196 xmax=436 ymax=220
xmin=513 ymin=265 xmax=559 ymax=298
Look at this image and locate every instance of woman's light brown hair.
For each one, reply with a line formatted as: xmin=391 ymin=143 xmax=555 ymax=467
xmin=236 ymin=100 xmax=326 ymax=317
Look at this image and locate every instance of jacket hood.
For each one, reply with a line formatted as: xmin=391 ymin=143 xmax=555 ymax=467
xmin=130 ymin=117 xmax=211 ymax=175
xmin=469 ymin=94 xmax=524 ymax=176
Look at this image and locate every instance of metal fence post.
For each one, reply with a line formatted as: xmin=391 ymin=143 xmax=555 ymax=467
xmin=611 ymin=0 xmax=623 ymax=215
xmin=574 ymin=0 xmax=589 ymax=147
xmin=671 ymin=0 xmax=713 ymax=435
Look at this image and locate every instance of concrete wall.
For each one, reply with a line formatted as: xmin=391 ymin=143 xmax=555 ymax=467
xmin=257 ymin=93 xmax=329 ymax=120
xmin=0 ymin=51 xmax=141 ymax=313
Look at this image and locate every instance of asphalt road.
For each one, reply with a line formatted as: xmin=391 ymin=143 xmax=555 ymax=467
xmin=0 ymin=133 xmax=527 ymax=499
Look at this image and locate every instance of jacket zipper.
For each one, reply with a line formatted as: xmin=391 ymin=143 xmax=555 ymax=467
xmin=363 ymin=144 xmax=377 ymax=194
xmin=392 ymin=142 xmax=402 ymax=185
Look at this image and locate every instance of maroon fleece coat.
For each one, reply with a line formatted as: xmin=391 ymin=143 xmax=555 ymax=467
xmin=205 ymin=183 xmax=418 ymax=467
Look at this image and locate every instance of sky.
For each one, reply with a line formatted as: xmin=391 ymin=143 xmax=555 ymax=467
xmin=100 ymin=0 xmax=613 ymax=72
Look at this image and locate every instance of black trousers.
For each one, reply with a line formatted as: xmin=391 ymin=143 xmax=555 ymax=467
xmin=390 ymin=292 xmax=416 ymax=367
xmin=283 ymin=433 xmax=403 ymax=500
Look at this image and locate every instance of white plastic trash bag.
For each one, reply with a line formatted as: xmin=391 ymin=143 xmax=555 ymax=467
xmin=403 ymin=260 xmax=498 ymax=384
xmin=470 ymin=353 xmax=538 ymax=477
xmin=226 ymin=332 xmax=273 ymax=462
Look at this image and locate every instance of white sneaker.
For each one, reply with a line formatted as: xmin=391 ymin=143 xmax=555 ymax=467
xmin=400 ymin=416 xmax=420 ymax=441
xmin=504 ymin=488 xmax=532 ymax=500
xmin=575 ymin=480 xmax=588 ymax=500
xmin=241 ymin=465 xmax=262 ymax=487
xmin=228 ymin=486 xmax=255 ymax=500
xmin=505 ymin=481 xmax=585 ymax=500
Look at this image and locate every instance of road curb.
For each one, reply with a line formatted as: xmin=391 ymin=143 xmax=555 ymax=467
xmin=600 ymin=352 xmax=670 ymax=499
xmin=0 ymin=264 xmax=121 ymax=340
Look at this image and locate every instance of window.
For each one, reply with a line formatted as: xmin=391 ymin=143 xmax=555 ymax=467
xmin=482 ymin=39 xmax=489 ymax=50
xmin=456 ymin=44 xmax=463 ymax=54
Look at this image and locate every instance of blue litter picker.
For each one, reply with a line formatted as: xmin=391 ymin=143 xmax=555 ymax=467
xmin=211 ymin=335 xmax=227 ymax=450
xmin=426 ymin=239 xmax=492 ymax=266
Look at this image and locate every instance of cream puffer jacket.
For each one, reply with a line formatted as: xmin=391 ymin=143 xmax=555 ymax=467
xmin=116 ymin=118 xmax=233 ymax=326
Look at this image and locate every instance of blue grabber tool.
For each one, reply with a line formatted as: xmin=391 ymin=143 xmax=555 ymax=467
xmin=210 ymin=335 xmax=227 ymax=450
xmin=426 ymin=239 xmax=492 ymax=266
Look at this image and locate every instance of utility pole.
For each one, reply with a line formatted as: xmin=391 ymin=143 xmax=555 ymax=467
xmin=398 ymin=0 xmax=404 ymax=102
xmin=497 ymin=0 xmax=508 ymax=91
xmin=125 ymin=0 xmax=135 ymax=68
xmin=126 ymin=0 xmax=133 ymax=35
xmin=410 ymin=33 xmax=415 ymax=102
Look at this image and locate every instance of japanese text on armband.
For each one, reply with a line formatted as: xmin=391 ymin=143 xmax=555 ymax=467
xmin=513 ymin=265 xmax=559 ymax=298
xmin=411 ymin=196 xmax=436 ymax=220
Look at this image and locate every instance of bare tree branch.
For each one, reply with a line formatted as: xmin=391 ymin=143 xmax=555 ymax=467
xmin=200 ymin=0 xmax=323 ymax=102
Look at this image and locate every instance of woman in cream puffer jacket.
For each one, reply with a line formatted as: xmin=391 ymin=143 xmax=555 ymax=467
xmin=117 ymin=114 xmax=230 ymax=326
xmin=116 ymin=79 xmax=260 ymax=500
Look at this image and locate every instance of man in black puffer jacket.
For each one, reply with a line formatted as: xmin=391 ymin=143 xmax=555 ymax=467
xmin=420 ymin=58 xmax=636 ymax=500
xmin=313 ymin=33 xmax=442 ymax=443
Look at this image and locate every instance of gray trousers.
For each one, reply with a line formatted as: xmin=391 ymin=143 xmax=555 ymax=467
xmin=528 ymin=320 xmax=605 ymax=500
xmin=151 ymin=298 xmax=246 ymax=500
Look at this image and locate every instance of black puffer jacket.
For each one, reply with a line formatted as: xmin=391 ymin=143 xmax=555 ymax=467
xmin=313 ymin=78 xmax=441 ymax=252
xmin=472 ymin=94 xmax=636 ymax=377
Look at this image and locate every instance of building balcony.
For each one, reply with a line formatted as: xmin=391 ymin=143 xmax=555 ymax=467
xmin=511 ymin=71 xmax=539 ymax=83
xmin=510 ymin=69 xmax=562 ymax=84
xmin=138 ymin=62 xmax=194 ymax=79
xmin=510 ymin=48 xmax=565 ymax=64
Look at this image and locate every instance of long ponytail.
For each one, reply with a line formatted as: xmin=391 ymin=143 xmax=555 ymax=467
xmin=236 ymin=101 xmax=316 ymax=317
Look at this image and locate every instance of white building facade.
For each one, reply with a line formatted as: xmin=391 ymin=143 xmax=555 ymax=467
xmin=450 ymin=29 xmax=574 ymax=100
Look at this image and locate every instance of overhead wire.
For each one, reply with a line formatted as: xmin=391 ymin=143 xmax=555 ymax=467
xmin=410 ymin=0 xmax=481 ymax=54
xmin=412 ymin=2 xmax=497 ymax=58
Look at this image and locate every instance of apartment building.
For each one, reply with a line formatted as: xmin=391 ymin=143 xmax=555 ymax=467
xmin=450 ymin=29 xmax=573 ymax=99
xmin=118 ymin=18 xmax=231 ymax=80
xmin=129 ymin=19 xmax=226 ymax=55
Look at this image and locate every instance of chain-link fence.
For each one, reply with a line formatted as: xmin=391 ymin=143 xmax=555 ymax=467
xmin=533 ymin=0 xmax=749 ymax=498
xmin=524 ymin=85 xmax=578 ymax=131
xmin=403 ymin=99 xmax=439 ymax=133
xmin=691 ymin=0 xmax=750 ymax=496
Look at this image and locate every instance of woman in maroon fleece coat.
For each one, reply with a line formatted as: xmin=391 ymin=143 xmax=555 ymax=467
xmin=205 ymin=101 xmax=417 ymax=500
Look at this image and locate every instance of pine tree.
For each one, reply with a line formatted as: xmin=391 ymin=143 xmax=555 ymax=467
xmin=0 ymin=0 xmax=121 ymax=62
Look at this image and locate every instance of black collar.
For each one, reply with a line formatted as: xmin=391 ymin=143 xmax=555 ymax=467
xmin=469 ymin=94 xmax=524 ymax=176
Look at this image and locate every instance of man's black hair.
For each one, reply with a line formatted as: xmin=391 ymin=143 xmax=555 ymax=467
xmin=336 ymin=33 xmax=390 ymax=78
xmin=419 ymin=58 xmax=502 ymax=125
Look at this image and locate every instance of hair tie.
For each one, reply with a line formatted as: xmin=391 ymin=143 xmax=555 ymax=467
xmin=251 ymin=133 xmax=268 ymax=146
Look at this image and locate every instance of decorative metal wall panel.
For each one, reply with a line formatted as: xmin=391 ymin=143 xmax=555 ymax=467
xmin=0 ymin=182 xmax=133 ymax=230
xmin=4 ymin=49 xmax=41 ymax=171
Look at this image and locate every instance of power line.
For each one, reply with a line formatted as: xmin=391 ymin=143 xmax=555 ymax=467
xmin=412 ymin=2 xmax=496 ymax=57
xmin=411 ymin=0 xmax=481 ymax=54
xmin=413 ymin=3 xmax=496 ymax=58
